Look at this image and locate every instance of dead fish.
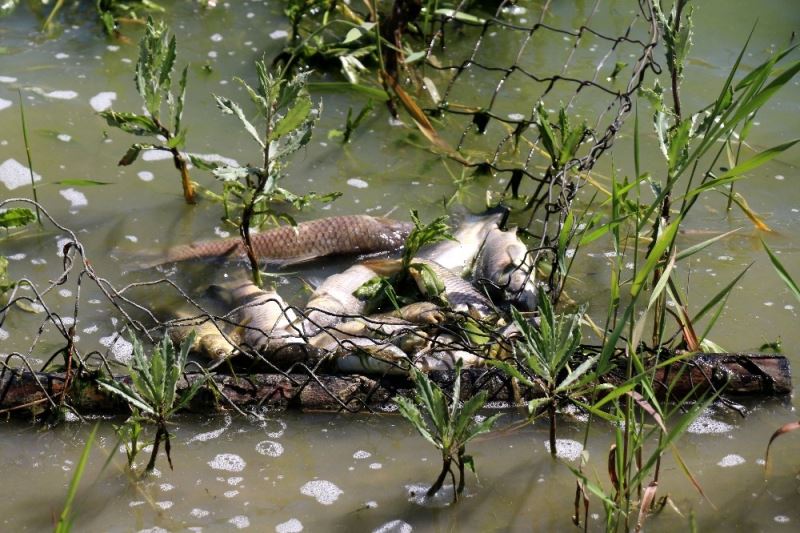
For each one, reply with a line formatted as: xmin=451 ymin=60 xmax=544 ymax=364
xmin=333 ymin=338 xmax=412 ymax=376
xmin=474 ymin=227 xmax=538 ymax=311
xmin=417 ymin=209 xmax=504 ymax=275
xmin=228 ymin=282 xmax=298 ymax=352
xmin=412 ymin=333 xmax=485 ymax=371
xmin=159 ymin=215 xmax=413 ymax=266
xmin=373 ymin=301 xmax=446 ymax=325
xmin=300 ymin=263 xmax=381 ymax=335
xmin=167 ymin=312 xmax=238 ymax=361
xmin=409 ymin=259 xmax=494 ymax=319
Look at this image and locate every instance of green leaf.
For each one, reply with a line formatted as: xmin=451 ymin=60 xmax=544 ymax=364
xmin=631 ymin=217 xmax=681 ymax=298
xmin=307 ymin=82 xmax=390 ymax=102
xmin=214 ymin=95 xmax=265 ymax=148
xmin=0 ymin=207 xmax=36 ymax=229
xmin=394 ymin=395 xmax=439 ymax=450
xmin=100 ymin=111 xmax=162 ymax=136
xmin=555 ymin=354 xmax=599 ymax=393
xmin=55 ymin=423 xmax=98 ymax=533
xmin=434 ymin=8 xmax=485 ymax=24
xmin=762 ymin=240 xmax=800 ymax=303
xmin=52 ymin=179 xmax=113 ymax=187
xmin=676 ymin=228 xmax=741 ymax=261
xmin=97 ymin=378 xmax=155 ymax=415
xmin=174 ymin=65 xmax=188 ymax=134
xmin=118 ymin=144 xmax=143 ymax=166
xmin=272 ymin=95 xmax=312 ymax=140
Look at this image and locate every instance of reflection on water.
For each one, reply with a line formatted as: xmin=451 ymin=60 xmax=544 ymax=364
xmin=1 ymin=0 xmax=799 ymax=530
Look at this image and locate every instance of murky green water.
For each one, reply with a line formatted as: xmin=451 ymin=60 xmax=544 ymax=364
xmin=1 ymin=0 xmax=799 ymax=531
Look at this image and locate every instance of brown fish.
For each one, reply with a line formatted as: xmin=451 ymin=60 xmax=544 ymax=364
xmin=161 ymin=215 xmax=413 ymax=266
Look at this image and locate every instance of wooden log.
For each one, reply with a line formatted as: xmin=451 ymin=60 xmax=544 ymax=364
xmin=0 ymin=352 xmax=790 ymax=416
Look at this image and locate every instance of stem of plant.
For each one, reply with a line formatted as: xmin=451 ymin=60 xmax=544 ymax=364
xmin=18 ymin=91 xmax=42 ymax=226
xmin=171 ymin=149 xmax=196 ymax=204
xmin=427 ymin=456 xmax=451 ymax=498
xmin=549 ymin=399 xmax=557 ymax=458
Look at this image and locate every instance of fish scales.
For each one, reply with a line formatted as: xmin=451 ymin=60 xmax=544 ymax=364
xmin=411 ymin=259 xmax=494 ymax=318
xmin=164 ymin=215 xmax=412 ymax=265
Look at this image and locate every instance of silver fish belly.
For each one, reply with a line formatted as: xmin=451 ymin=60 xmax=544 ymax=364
xmin=474 ymin=227 xmax=538 ymax=311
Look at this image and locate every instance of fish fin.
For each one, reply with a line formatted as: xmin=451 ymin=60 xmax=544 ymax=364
xmin=360 ymin=258 xmax=404 ymax=276
xmin=483 ymin=204 xmax=511 ymax=229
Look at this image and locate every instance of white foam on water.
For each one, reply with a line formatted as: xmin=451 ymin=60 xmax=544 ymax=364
xmin=83 ymin=324 xmax=98 ymax=334
xmin=45 ymin=90 xmax=79 ymax=100
xmin=544 ymin=439 xmax=583 ymax=461
xmin=55 ymin=53 xmax=69 ymax=59
xmin=59 ymin=188 xmax=88 ymax=208
xmin=347 ymin=178 xmax=368 ymax=189
xmin=405 ymin=483 xmax=453 ymax=507
xmin=138 ymin=528 xmax=168 ymax=533
xmin=0 ymin=98 xmax=11 ymax=111
xmin=275 ymin=518 xmax=303 ymax=533
xmin=214 ymin=226 xmax=230 ymax=238
xmin=0 ymin=328 xmax=8 ymax=341
xmin=188 ymin=414 xmax=232 ymax=443
xmin=90 ymin=91 xmax=116 ymax=112
xmin=211 ymin=33 xmax=223 ymax=42
xmin=687 ymin=414 xmax=734 ymax=434
xmin=187 ymin=152 xmax=239 ymax=167
xmin=138 ymin=171 xmax=154 ymax=182
xmin=224 ymin=490 xmax=239 ymax=498
xmin=0 ymin=159 xmax=43 ymax=190
xmin=300 ymin=480 xmax=343 ymax=505
xmin=717 ymin=454 xmax=745 ymax=467
xmin=99 ymin=334 xmax=134 ymax=364
xmin=155 ymin=501 xmax=173 ymax=509
xmin=353 ymin=450 xmax=371 ymax=459
xmin=208 ymin=453 xmax=246 ymax=472
xmin=0 ymin=76 xmax=17 ymax=83
xmin=270 ymin=30 xmax=289 ymax=40
xmin=57 ymin=133 xmax=71 ymax=142
xmin=256 ymin=440 xmax=284 ymax=457
xmin=142 ymin=150 xmax=173 ymax=161
xmin=160 ymin=483 xmax=174 ymax=492
xmin=124 ymin=235 xmax=138 ymax=243
xmin=190 ymin=508 xmax=210 ymax=518
xmin=129 ymin=500 xmax=145 ymax=507
xmin=373 ymin=520 xmax=413 ymax=533
xmin=774 ymin=515 xmax=790 ymax=523
xmin=508 ymin=113 xmax=525 ymax=121
xmin=8 ymin=253 xmax=25 ymax=260
xmin=228 ymin=515 xmax=250 ymax=529
xmin=369 ymin=463 xmax=382 ymax=470
xmin=365 ymin=501 xmax=378 ymax=508
xmin=228 ymin=476 xmax=243 ymax=486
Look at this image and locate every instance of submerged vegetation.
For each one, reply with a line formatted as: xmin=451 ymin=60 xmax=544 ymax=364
xmin=0 ymin=0 xmax=798 ymax=530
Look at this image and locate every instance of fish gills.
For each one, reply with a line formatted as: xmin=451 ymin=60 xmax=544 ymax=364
xmin=417 ymin=210 xmax=504 ymax=274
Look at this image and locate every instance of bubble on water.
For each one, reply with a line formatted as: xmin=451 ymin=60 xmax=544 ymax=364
xmin=544 ymin=439 xmax=583 ymax=461
xmin=89 ymin=91 xmax=116 ymax=112
xmin=373 ymin=520 xmax=412 ymax=533
xmin=717 ymin=454 xmax=745 ymax=467
xmin=155 ymin=501 xmax=173 ymax=509
xmin=406 ymin=483 xmax=453 ymax=507
xmin=0 ymin=328 xmax=10 ymax=341
xmin=687 ymin=414 xmax=734 ymax=434
xmin=208 ymin=453 xmax=246 ymax=472
xmin=276 ymin=518 xmax=303 ymax=532
xmin=270 ymin=30 xmax=289 ymax=40
xmin=0 ymin=98 xmax=12 ymax=111
xmin=224 ymin=490 xmax=239 ymax=498
xmin=228 ymin=476 xmax=243 ymax=486
xmin=190 ymin=508 xmax=210 ymax=518
xmin=764 ymin=301 xmax=774 ymax=307
xmin=59 ymin=289 xmax=72 ymax=298
xmin=160 ymin=483 xmax=174 ymax=492
xmin=107 ymin=45 xmax=120 ymax=52
xmin=347 ymin=178 xmax=369 ymax=189
xmin=57 ymin=133 xmax=72 ymax=143
xmin=138 ymin=171 xmax=154 ymax=182
xmin=228 ymin=515 xmax=250 ymax=529
xmin=775 ymin=174 xmax=785 ymax=181
xmin=55 ymin=52 xmax=69 ymax=59
xmin=8 ymin=253 xmax=25 ymax=260
xmin=129 ymin=500 xmax=145 ymax=507
xmin=717 ymin=255 xmax=734 ymax=262
xmin=187 ymin=152 xmax=239 ymax=167
xmin=774 ymin=515 xmax=790 ymax=523
xmin=785 ymin=305 xmax=795 ymax=311
xmin=256 ymin=440 xmax=284 ymax=457
xmin=138 ymin=527 xmax=168 ymax=533
xmin=208 ymin=51 xmax=218 ymax=58
xmin=214 ymin=226 xmax=231 ymax=238
xmin=1 ymin=159 xmax=43 ymax=190
xmin=99 ymin=334 xmax=133 ymax=364
xmin=60 ymin=188 xmax=88 ymax=208
xmin=211 ymin=33 xmax=223 ymax=42
xmin=300 ymin=480 xmax=343 ymax=505
xmin=353 ymin=450 xmax=371 ymax=459
xmin=369 ymin=463 xmax=382 ymax=470
xmin=0 ymin=76 xmax=17 ymax=83
xmin=124 ymin=235 xmax=138 ymax=243
xmin=83 ymin=324 xmax=98 ymax=334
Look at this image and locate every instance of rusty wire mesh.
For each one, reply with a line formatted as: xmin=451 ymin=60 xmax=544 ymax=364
xmin=0 ymin=0 xmax=660 ymax=415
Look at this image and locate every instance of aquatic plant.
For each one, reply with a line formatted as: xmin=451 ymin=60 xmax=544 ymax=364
xmin=394 ymin=360 xmax=501 ymax=502
xmin=491 ymin=293 xmax=594 ymax=458
xmin=99 ymin=18 xmax=196 ymax=203
xmin=97 ymin=331 xmax=205 ymax=476
xmin=201 ymin=58 xmax=339 ymax=286
xmin=54 ymin=423 xmax=98 ymax=533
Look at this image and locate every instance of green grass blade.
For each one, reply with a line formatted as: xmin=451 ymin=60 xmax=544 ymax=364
xmin=762 ymin=240 xmax=800 ymax=302
xmin=55 ymin=423 xmax=99 ymax=533
xmin=676 ymin=228 xmax=741 ymax=261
